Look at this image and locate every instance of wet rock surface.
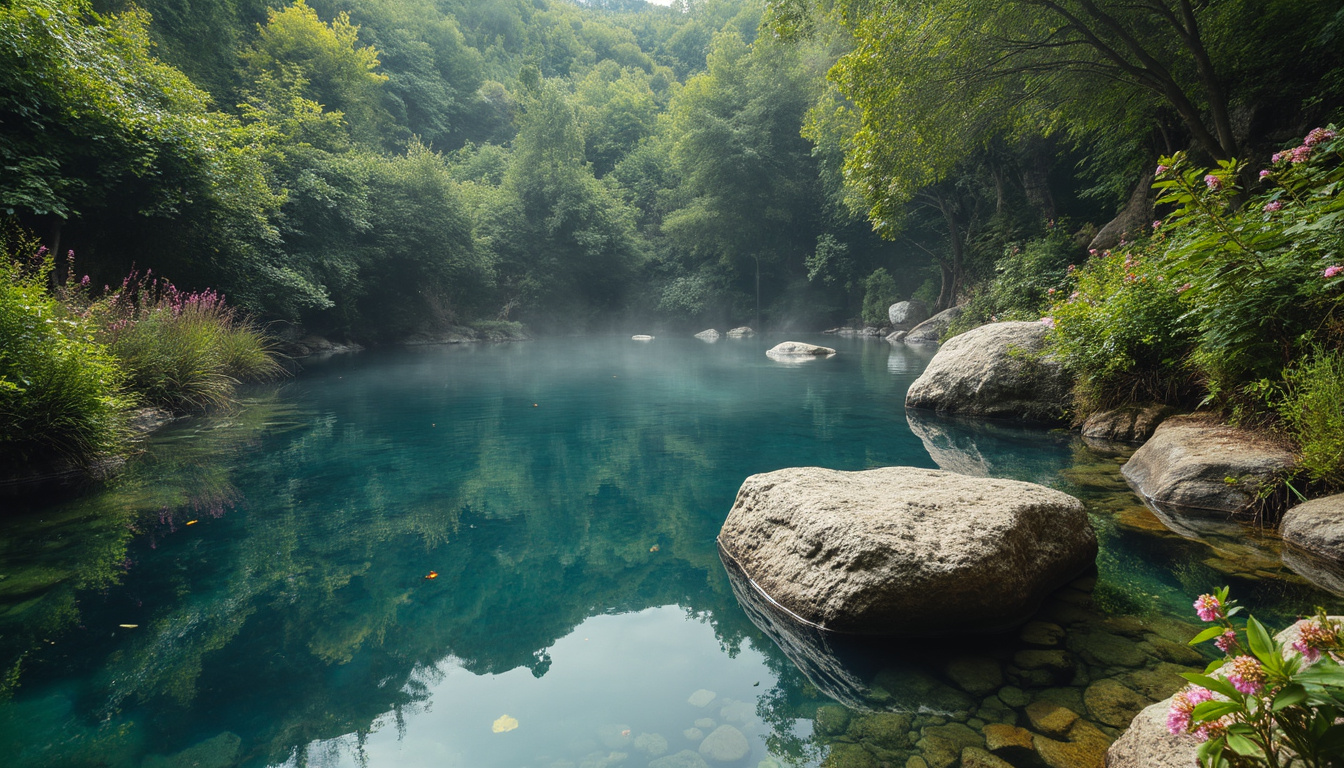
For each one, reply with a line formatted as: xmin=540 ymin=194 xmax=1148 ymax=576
xmin=765 ymin=341 xmax=836 ymax=359
xmin=905 ymin=321 xmax=1070 ymax=424
xmin=1281 ymin=494 xmax=1344 ymax=593
xmin=1079 ymin=404 xmax=1176 ymax=444
xmin=1121 ymin=415 xmax=1297 ymax=517
xmin=718 ymin=466 xmax=1096 ymax=635
xmin=904 ymin=306 xmax=964 ymax=344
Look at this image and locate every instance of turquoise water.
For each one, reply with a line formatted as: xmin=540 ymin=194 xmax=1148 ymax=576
xmin=0 ymin=335 xmax=1338 ymax=768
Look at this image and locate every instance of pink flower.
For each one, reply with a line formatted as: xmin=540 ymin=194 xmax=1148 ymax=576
xmin=1039 ymin=317 xmax=1056 ymax=328
xmin=1069 ymin=291 xmax=1079 ymax=300
xmin=1272 ymin=152 xmax=1285 ymax=163
xmin=1047 ymin=288 xmax=1056 ymax=295
xmin=1305 ymin=127 xmax=1337 ymax=146
xmin=1167 ymin=686 xmax=1214 ymax=735
xmin=1259 ymin=169 xmax=1271 ymax=180
xmin=1205 ymin=174 xmax=1222 ymax=191
xmin=1291 ymin=145 xmax=1312 ymax=163
xmin=1292 ymin=640 xmax=1321 ymax=664
xmin=1263 ymin=200 xmax=1283 ymax=212
xmin=1067 ymin=264 xmax=1076 ymax=272
xmin=1194 ymin=594 xmax=1224 ymax=621
xmin=1088 ymin=249 xmax=1097 ymax=256
xmin=1326 ymin=265 xmax=1343 ymax=278
xmin=1179 ymin=282 xmax=1192 ymax=293
xmin=1293 ymin=617 xmax=1340 ymax=664
xmin=1155 ymin=164 xmax=1169 ymax=176
xmin=80 ymin=274 xmax=90 ymax=286
xmin=1194 ymin=716 xmax=1233 ymax=743
xmin=1226 ymin=656 xmax=1266 ymax=695
xmin=1215 ymin=629 xmax=1237 ymax=653
xmin=1153 ymin=220 xmax=1162 ymax=229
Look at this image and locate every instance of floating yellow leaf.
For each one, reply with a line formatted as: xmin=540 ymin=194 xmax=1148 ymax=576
xmin=186 ymin=520 xmax=198 ymax=526
xmin=492 ymin=715 xmax=518 ymax=733
xmin=119 ymin=624 xmax=138 ymax=628
xmin=424 ymin=571 xmax=438 ymax=580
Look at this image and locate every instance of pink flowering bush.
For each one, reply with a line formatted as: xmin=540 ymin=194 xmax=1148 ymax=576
xmin=1170 ymin=586 xmax=1344 ymax=768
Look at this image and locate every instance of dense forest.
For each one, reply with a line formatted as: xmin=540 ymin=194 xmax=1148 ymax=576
xmin=4 ymin=0 xmax=1344 ymax=476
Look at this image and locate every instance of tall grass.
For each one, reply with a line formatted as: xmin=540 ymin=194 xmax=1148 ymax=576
xmin=0 ymin=250 xmax=130 ymax=465
xmin=1278 ymin=350 xmax=1344 ymax=489
xmin=97 ymin=273 xmax=283 ymax=412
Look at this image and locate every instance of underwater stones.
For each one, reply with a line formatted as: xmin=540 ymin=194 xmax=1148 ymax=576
xmin=1012 ymin=650 xmax=1074 ymax=677
xmin=849 ymin=712 xmax=914 ymax=750
xmin=1068 ymin=628 xmax=1149 ymax=668
xmin=694 ymin=718 xmax=716 ymax=729
xmin=636 ymin=733 xmax=670 ymax=757
xmin=688 ymin=689 xmax=717 ymax=708
xmin=726 ymin=326 xmax=755 ymax=337
xmin=650 ymin=750 xmax=710 ymax=768
xmin=981 ymin=724 xmax=1034 ymax=757
xmin=821 ymin=743 xmax=880 ymax=768
xmin=1024 ymin=701 xmax=1078 ymax=738
xmin=1121 ymin=416 xmax=1297 ymax=518
xmin=766 ymin=341 xmax=836 ymax=359
xmin=975 ymin=696 xmax=1014 ymax=726
xmin=997 ymin=686 xmax=1029 ymax=708
xmin=718 ymin=466 xmax=1096 ymax=636
xmin=945 ymin=656 xmax=1003 ymax=696
xmin=888 ymin=300 xmax=931 ymax=330
xmin=921 ymin=722 xmax=983 ymax=754
xmin=1122 ymin=662 xmax=1194 ymax=700
xmin=695 ymin=329 xmax=721 ymax=341
xmin=1104 ymin=699 xmax=1198 ymax=768
xmin=720 ymin=701 xmax=755 ymax=725
xmin=1080 ymin=404 xmax=1176 ymax=444
xmin=1281 ymin=494 xmax=1344 ymax=576
xmin=814 ymin=705 xmax=851 ymax=738
xmin=913 ymin=735 xmax=960 ymax=768
xmin=1139 ymin=635 xmax=1205 ymax=665
xmin=683 ymin=728 xmax=704 ymax=742
xmin=960 ymin=746 xmax=1014 ymax=768
xmin=905 ymin=321 xmax=1071 ymax=424
xmin=1032 ymin=718 xmax=1109 ymax=768
xmin=904 ymin=306 xmax=964 ymax=344
xmin=141 ymin=732 xmax=242 ymax=768
xmin=1083 ymin=679 xmax=1151 ymax=728
xmin=1018 ymin=621 xmax=1065 ymax=647
xmin=698 ymin=725 xmax=749 ymax=764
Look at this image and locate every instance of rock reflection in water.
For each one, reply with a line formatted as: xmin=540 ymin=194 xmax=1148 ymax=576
xmin=905 ymin=409 xmax=1075 ymax=484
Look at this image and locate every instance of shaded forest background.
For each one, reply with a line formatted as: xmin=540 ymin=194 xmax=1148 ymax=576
xmin=3 ymin=0 xmax=1343 ymax=342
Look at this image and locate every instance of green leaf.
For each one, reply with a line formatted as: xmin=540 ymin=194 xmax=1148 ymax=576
xmin=1273 ymin=683 xmax=1308 ymax=711
xmin=1181 ymin=673 xmax=1242 ymax=701
xmin=1192 ymin=700 xmax=1241 ymax=720
xmin=1245 ymin=617 xmax=1277 ymax=667
xmin=1225 ymin=732 xmax=1262 ymax=758
xmin=1191 ymin=626 xmax=1226 ymax=645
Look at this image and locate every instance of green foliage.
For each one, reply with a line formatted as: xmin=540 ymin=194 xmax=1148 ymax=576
xmin=860 ymin=268 xmax=899 ymax=327
xmin=0 ymin=247 xmax=129 ymax=465
xmin=1048 ymin=246 xmax=1199 ymax=411
xmin=951 ymin=227 xmax=1079 ymax=333
xmin=1278 ymin=351 xmax=1344 ymax=488
xmin=1152 ymin=128 xmax=1344 ymax=405
xmin=1178 ymin=589 xmax=1344 ymax=768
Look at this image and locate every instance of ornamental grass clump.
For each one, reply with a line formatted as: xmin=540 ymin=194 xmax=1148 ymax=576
xmin=94 ymin=270 xmax=283 ymax=412
xmin=0 ymin=248 xmax=130 ymax=465
xmin=1167 ymin=586 xmax=1344 ymax=768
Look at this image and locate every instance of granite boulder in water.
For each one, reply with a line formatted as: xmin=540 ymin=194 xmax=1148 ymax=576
xmin=717 ymin=467 xmax=1096 ymax=636
xmin=905 ymin=321 xmax=1070 ymax=424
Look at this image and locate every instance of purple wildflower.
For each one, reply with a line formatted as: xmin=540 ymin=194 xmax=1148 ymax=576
xmin=1167 ymin=686 xmax=1213 ymax=735
xmin=1264 ymin=200 xmax=1283 ymax=212
xmin=1215 ymin=629 xmax=1237 ymax=653
xmin=1194 ymin=594 xmax=1224 ymax=622
xmin=1204 ymin=174 xmax=1222 ymax=191
xmin=1155 ymin=164 xmax=1169 ymax=176
xmin=1259 ymin=169 xmax=1271 ymax=180
xmin=1326 ymin=265 xmax=1343 ymax=279
xmin=1305 ymin=127 xmax=1337 ymax=146
xmin=1291 ymin=145 xmax=1312 ymax=163
xmin=1226 ymin=656 xmax=1266 ymax=695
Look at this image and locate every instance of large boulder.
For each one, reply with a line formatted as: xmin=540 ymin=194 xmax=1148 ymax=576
xmin=1120 ymin=416 xmax=1297 ymax=517
xmin=717 ymin=467 xmax=1096 ymax=636
xmin=904 ymin=306 xmax=964 ymax=344
xmin=889 ymin=300 xmax=931 ymax=330
xmin=726 ymin=326 xmax=755 ymax=337
xmin=904 ymin=321 xmax=1071 ymax=424
xmin=1281 ymin=494 xmax=1344 ymax=595
xmin=694 ymin=329 xmax=720 ymax=341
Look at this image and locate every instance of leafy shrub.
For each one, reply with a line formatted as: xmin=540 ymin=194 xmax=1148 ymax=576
xmin=1048 ymin=245 xmax=1199 ymax=411
xmin=1278 ymin=350 xmax=1344 ymax=488
xmin=96 ymin=273 xmax=282 ymax=412
xmin=1153 ymin=129 xmax=1344 ymax=404
xmin=0 ymin=250 xmax=129 ymax=465
xmin=950 ymin=227 xmax=1079 ymax=335
xmin=1171 ymin=587 xmax=1344 ymax=768
xmin=860 ymin=267 xmax=900 ymax=326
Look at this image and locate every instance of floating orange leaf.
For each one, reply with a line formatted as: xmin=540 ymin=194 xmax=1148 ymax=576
xmin=424 ymin=571 xmax=438 ymax=580
xmin=186 ymin=520 xmax=198 ymax=526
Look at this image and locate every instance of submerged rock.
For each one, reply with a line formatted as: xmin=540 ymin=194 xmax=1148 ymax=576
xmin=1079 ymin=404 xmax=1176 ymax=444
xmin=885 ymin=330 xmax=908 ymax=343
xmin=766 ymin=341 xmax=836 ymax=359
xmin=726 ymin=326 xmax=755 ymax=337
xmin=717 ymin=466 xmax=1096 ymax=636
xmin=888 ymin=300 xmax=931 ymax=330
xmin=650 ymin=750 xmax=710 ymax=768
xmin=904 ymin=306 xmax=963 ymax=344
xmin=905 ymin=321 xmax=1070 ymax=424
xmin=1120 ymin=416 xmax=1296 ymax=517
xmin=698 ymin=725 xmax=749 ymax=763
xmin=694 ymin=329 xmax=721 ymax=341
xmin=141 ymin=732 xmax=241 ymax=768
